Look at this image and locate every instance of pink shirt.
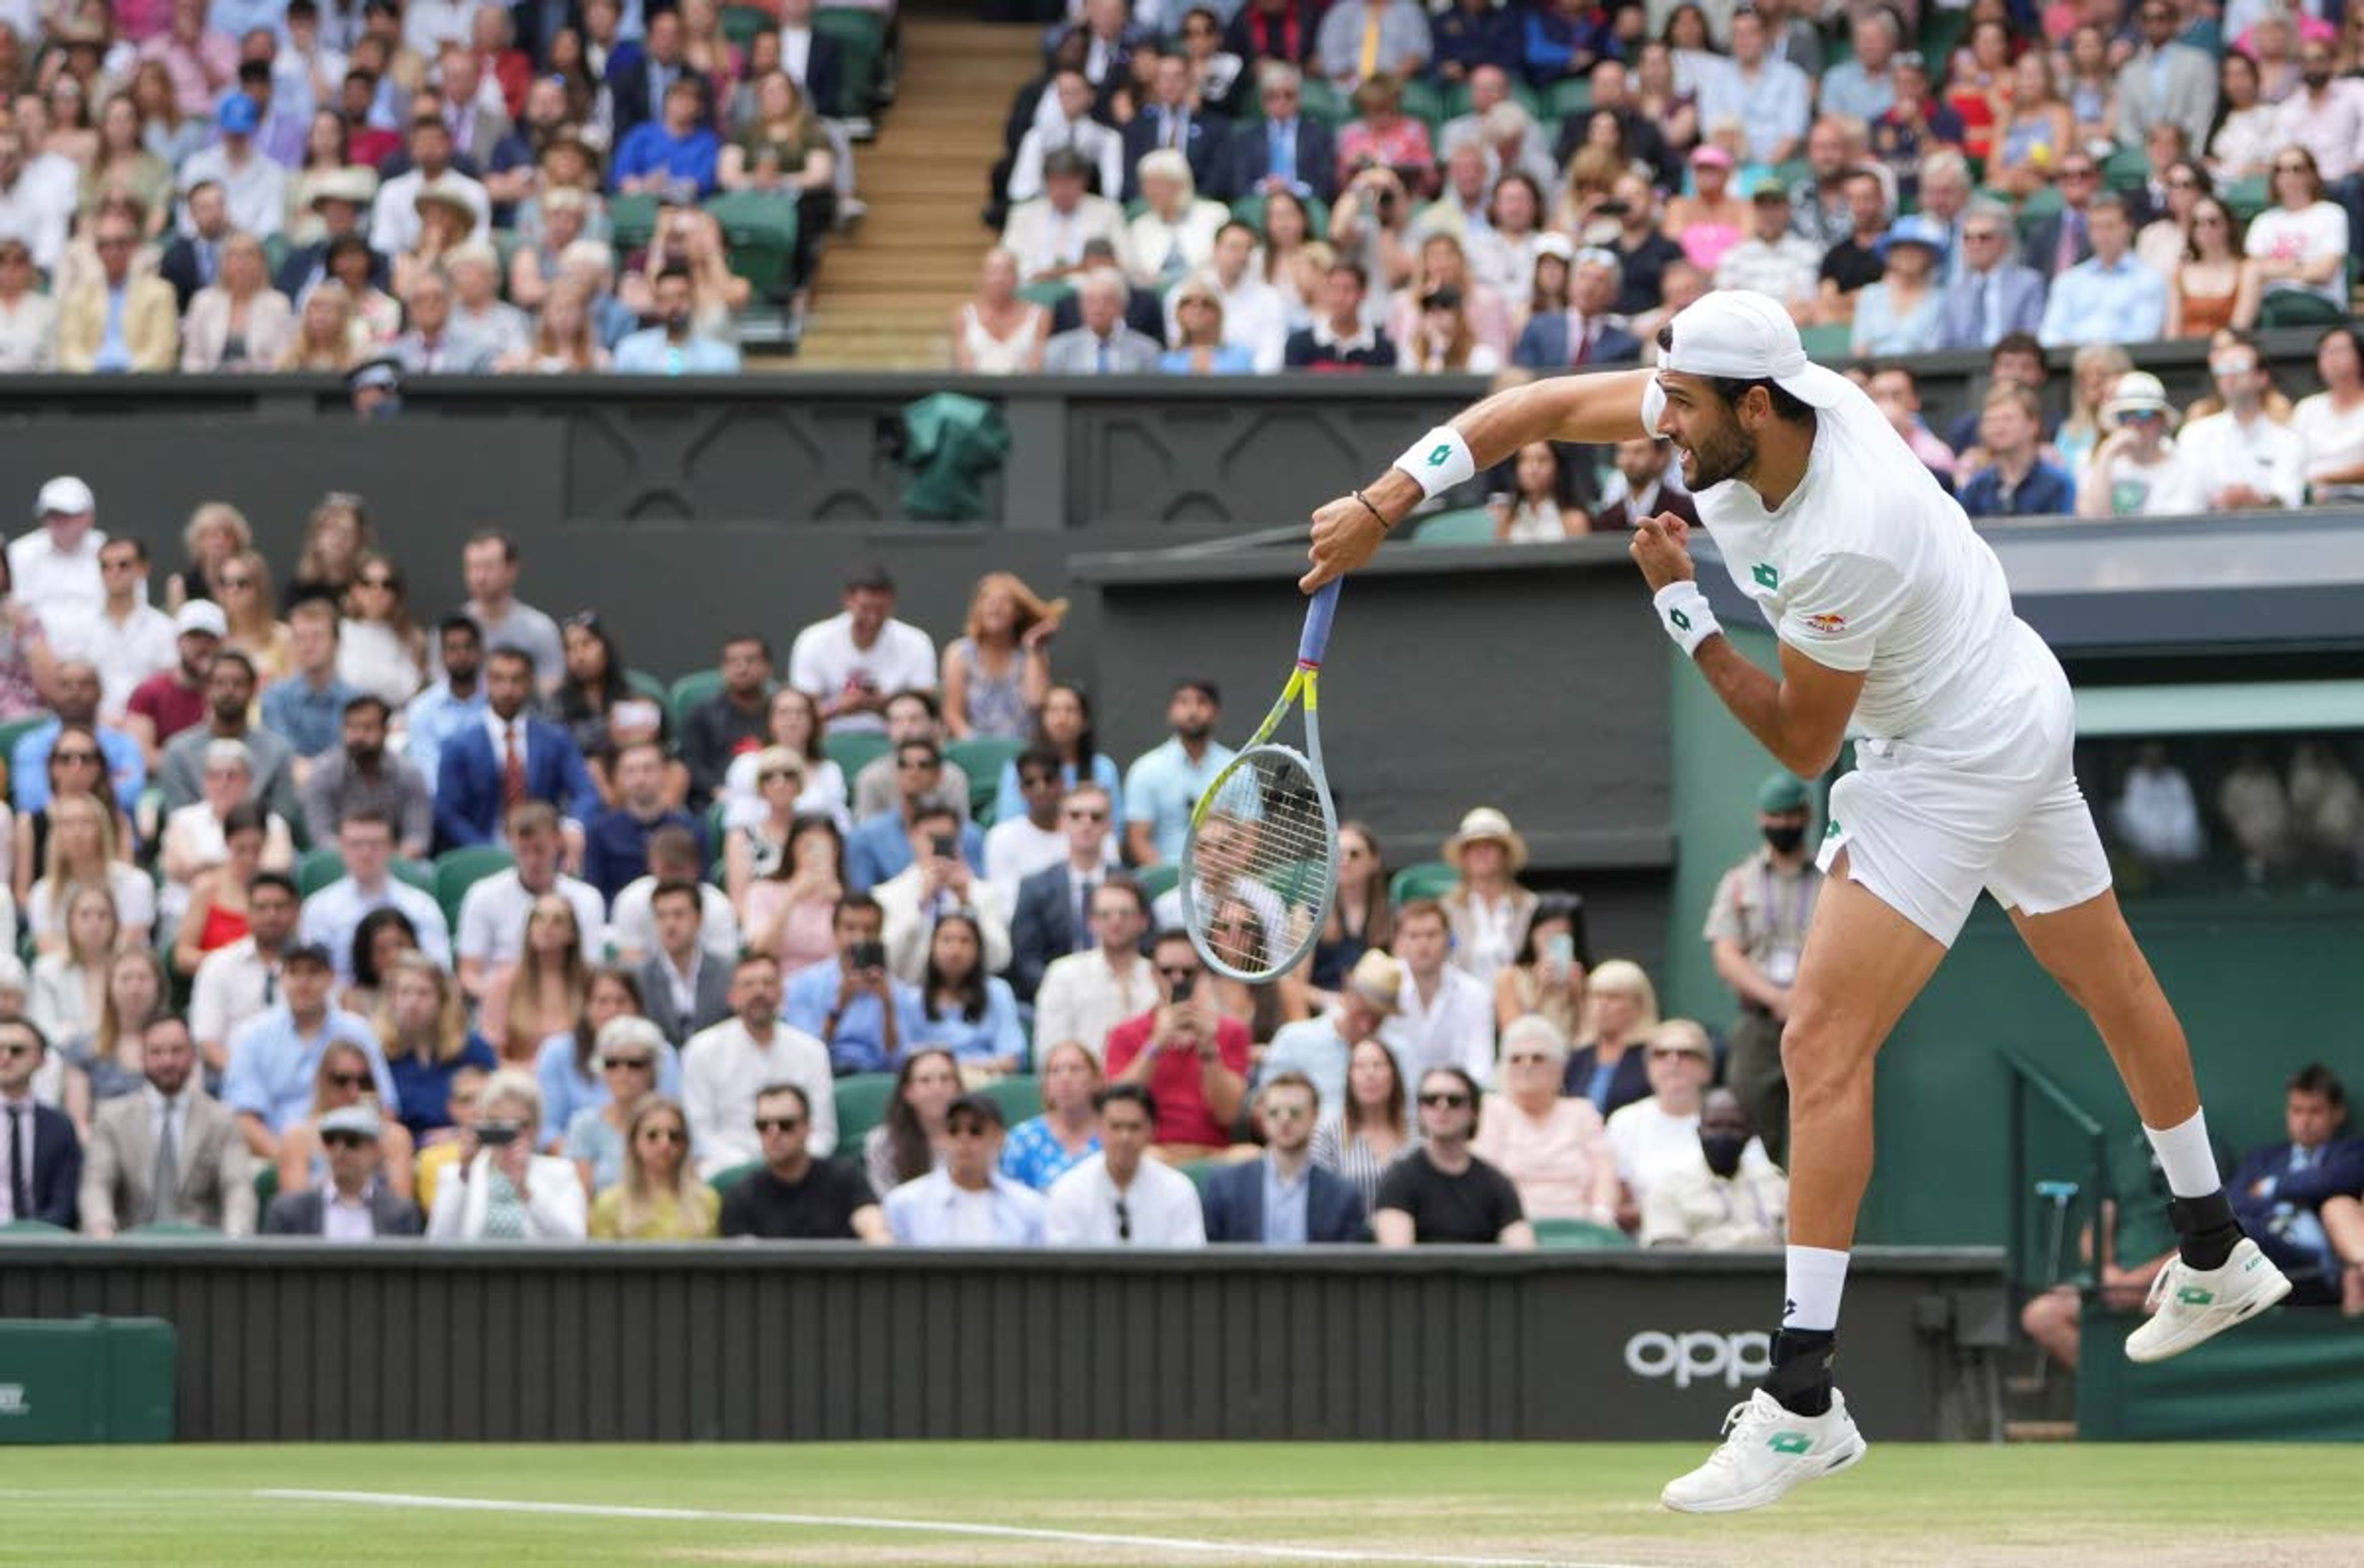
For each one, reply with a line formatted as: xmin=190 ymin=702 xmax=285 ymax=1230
xmin=1335 ymin=116 xmax=1436 ymax=188
xmin=139 ymin=34 xmax=239 ymax=120
xmin=742 ymin=883 xmax=837 ymax=975
xmin=1471 ymin=1093 xmax=1617 ymax=1221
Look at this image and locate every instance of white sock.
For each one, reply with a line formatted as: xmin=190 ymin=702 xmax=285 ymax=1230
xmin=1782 ymin=1245 xmax=1851 ymax=1333
xmin=2143 ymin=1108 xmax=2222 ymax=1199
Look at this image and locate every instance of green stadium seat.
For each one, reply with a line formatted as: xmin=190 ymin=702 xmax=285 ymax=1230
xmin=1798 ymin=323 xmax=1854 ymax=360
xmin=2102 ymin=145 xmax=2149 ymax=191
xmin=1301 ymin=78 xmax=1348 ymax=126
xmin=705 ymin=190 xmax=801 ymax=300
xmin=707 ymin=1159 xmax=762 ymax=1194
xmin=719 ymin=3 xmax=770 ymax=47
xmin=1019 ymin=279 xmax=1075 ymax=311
xmin=811 ymin=8 xmax=886 ymax=119
xmin=1174 ymin=1158 xmax=1221 ymax=1191
xmin=625 ymin=667 xmax=670 ymax=707
xmin=1532 ymin=1217 xmax=1635 ymax=1248
xmin=609 ymin=191 xmax=661 ymax=252
xmin=1442 ymin=79 xmax=1542 ymax=121
xmin=0 ymin=713 xmax=47 ymax=768
xmin=1401 ymin=76 xmax=1445 ymax=132
xmin=1412 ymin=507 xmax=1497 ymax=544
xmin=125 ymin=1221 xmax=222 ymax=1237
xmin=1389 ymin=860 xmax=1458 ymax=904
xmin=1544 ymin=78 xmax=1593 ymax=121
xmin=2221 ymin=175 xmax=2269 ymax=223
xmin=2013 ymin=183 xmax=2066 ymax=239
xmin=1136 ymin=862 xmax=1181 ymax=903
xmin=834 ymin=1072 xmax=896 ymax=1144
xmin=667 ymin=668 xmax=723 ymax=732
xmin=822 ymin=731 xmax=891 ymax=789
xmin=434 ymin=845 xmax=515 ymax=931
xmin=947 ymin=737 xmax=1026 ymax=822
xmin=979 ymin=1072 xmax=1042 ymax=1127
xmin=1228 ymin=192 xmax=1330 ymax=239
xmin=0 ymin=1218 xmax=70 ymax=1234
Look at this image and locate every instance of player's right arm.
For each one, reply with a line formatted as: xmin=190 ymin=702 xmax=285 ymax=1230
xmin=1302 ymin=369 xmax=1656 ymax=591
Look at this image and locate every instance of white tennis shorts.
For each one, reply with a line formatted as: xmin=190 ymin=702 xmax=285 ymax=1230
xmin=1816 ymin=651 xmax=2113 ymax=948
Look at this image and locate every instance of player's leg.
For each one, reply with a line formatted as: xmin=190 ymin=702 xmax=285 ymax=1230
xmin=1662 ymin=853 xmax=1948 ymax=1515
xmin=2002 ymin=872 xmax=2291 ymax=1360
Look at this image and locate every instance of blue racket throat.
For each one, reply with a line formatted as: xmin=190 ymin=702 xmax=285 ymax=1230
xmin=1296 ymin=580 xmax=1341 ymax=667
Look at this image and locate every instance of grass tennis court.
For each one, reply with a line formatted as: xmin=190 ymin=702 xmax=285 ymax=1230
xmin=6 ymin=1441 xmax=2347 ymax=1566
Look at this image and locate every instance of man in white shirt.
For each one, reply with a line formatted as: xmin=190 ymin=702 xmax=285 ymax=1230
xmin=0 ymin=127 xmax=73 ymax=273
xmin=681 ymin=953 xmax=836 ymax=1178
xmin=49 ymin=534 xmax=172 ymax=723
xmin=1044 ymin=1083 xmax=1207 ymax=1245
xmin=984 ymin=747 xmax=1072 ymax=906
xmin=9 ymin=474 xmax=105 ymax=627
xmin=1002 ymin=148 xmax=1127 ymax=284
xmin=788 ymin=563 xmax=938 ymax=734
xmin=882 ymin=1093 xmax=1046 ymax=1245
xmin=297 ymin=809 xmax=454 ymax=983
xmin=191 ymin=870 xmax=300 ymax=1077
xmin=404 ymin=0 xmax=487 ymax=64
xmin=1007 ymin=70 xmax=1125 ymax=206
xmin=877 ymin=800 xmax=1011 ymax=983
xmin=454 ymin=801 xmax=607 ymax=1008
xmin=369 ymin=105 xmax=494 ymax=261
xmin=177 ymin=94 xmax=286 ymax=239
xmin=1177 ymin=222 xmax=1289 ymax=374
xmin=1641 ymin=1090 xmax=1790 ymax=1250
xmin=1379 ymin=899 xmax=1495 ymax=1087
xmin=2177 ymin=339 xmax=2307 ymax=511
xmin=608 ymin=822 xmax=740 ymax=966
xmin=1032 ymin=878 xmax=1159 ymax=1067
xmin=1714 ymin=183 xmax=1823 ymax=316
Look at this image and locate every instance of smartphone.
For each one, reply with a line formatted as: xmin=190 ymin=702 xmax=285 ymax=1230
xmin=850 ymin=939 xmax=887 ymax=973
xmin=931 ymin=833 xmax=957 ymax=860
xmin=1169 ymin=976 xmax=1194 ymax=1006
xmin=1544 ymin=932 xmax=1575 ymax=979
xmin=477 ymin=1121 xmax=521 ymax=1147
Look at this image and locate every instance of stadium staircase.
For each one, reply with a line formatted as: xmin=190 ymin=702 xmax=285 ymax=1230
xmin=791 ymin=12 xmax=1041 ymax=370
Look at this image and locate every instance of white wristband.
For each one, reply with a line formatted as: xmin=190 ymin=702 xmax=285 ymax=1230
xmin=1654 ymin=581 xmax=1721 ymax=657
xmin=1393 ymin=425 xmax=1476 ymax=499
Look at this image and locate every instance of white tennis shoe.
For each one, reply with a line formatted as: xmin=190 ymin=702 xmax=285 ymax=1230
xmin=1660 ymin=1387 xmax=1868 ymax=1514
xmin=2125 ymin=1237 xmax=2292 ymax=1364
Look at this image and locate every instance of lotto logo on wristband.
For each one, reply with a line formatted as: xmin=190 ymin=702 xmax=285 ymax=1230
xmin=1428 ymin=444 xmax=1452 ymax=465
xmin=1670 ymin=608 xmax=1692 ymax=631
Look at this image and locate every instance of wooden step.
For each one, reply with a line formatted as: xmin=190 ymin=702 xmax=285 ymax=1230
xmin=2003 ymin=1420 xmax=2078 ymax=1442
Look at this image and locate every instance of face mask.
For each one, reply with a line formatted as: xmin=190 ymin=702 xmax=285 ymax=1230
xmin=1762 ymin=824 xmax=1806 ymax=854
xmin=1700 ymin=1131 xmax=1747 ymax=1178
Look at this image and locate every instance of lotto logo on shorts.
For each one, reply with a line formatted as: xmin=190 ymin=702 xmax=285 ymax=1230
xmin=1802 ymin=613 xmax=1847 ymax=634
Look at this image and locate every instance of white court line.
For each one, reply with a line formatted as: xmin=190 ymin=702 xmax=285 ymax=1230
xmin=256 ymin=1487 xmax=1645 ymax=1568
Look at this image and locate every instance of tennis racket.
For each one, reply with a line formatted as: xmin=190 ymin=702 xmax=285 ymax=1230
xmin=1178 ymin=580 xmax=1341 ymax=984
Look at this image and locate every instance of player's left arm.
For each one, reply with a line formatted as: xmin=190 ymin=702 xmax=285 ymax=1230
xmin=1631 ymin=515 xmax=1867 ymax=779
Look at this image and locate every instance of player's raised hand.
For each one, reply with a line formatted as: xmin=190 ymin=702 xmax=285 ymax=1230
xmin=1301 ymin=493 xmax=1388 ymax=593
xmin=1629 ymin=512 xmax=1697 ymax=593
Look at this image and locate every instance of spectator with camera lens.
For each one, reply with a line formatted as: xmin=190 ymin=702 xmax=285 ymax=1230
xmin=784 ymin=895 xmax=920 ymax=1077
xmin=426 ymin=1067 xmax=588 ymax=1240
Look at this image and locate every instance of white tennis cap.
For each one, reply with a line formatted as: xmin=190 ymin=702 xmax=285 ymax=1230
xmin=1659 ymin=290 xmax=1853 ymax=409
xmin=34 ymin=475 xmax=93 ymax=517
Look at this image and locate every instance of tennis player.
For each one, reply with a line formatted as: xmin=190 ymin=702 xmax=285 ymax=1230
xmin=1302 ymin=291 xmax=2291 ymax=1513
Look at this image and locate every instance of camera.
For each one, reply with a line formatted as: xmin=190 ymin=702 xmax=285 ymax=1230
xmin=477 ymin=1121 xmax=522 ymax=1148
xmin=931 ymin=832 xmax=957 ymax=860
xmin=1169 ymin=975 xmax=1194 ymax=1006
xmin=850 ymin=939 xmax=887 ymax=973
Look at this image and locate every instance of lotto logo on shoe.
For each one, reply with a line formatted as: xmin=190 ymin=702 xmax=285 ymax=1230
xmin=1625 ymin=1330 xmax=1772 ymax=1390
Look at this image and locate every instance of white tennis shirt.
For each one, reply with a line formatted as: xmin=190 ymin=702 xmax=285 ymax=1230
xmin=1640 ymin=374 xmax=2045 ymax=748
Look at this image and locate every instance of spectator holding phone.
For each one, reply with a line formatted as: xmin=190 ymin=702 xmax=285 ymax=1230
xmin=783 ymin=895 xmax=922 ymax=1077
xmin=425 ymin=1067 xmax=589 ymax=1240
xmin=1103 ymin=930 xmax=1251 ymax=1160
xmin=874 ymin=800 xmax=1012 ymax=984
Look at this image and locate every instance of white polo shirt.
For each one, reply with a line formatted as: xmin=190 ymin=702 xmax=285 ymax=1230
xmin=1043 ymin=1151 xmax=1207 ymax=1246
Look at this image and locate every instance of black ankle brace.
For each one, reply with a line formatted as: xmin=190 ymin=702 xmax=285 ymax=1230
xmin=2169 ymin=1191 xmax=2240 ymax=1271
xmin=1763 ymin=1328 xmax=1836 ymax=1417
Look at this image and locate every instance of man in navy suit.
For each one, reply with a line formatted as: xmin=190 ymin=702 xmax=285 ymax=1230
xmin=1122 ymin=52 xmax=1230 ymax=201
xmin=606 ymin=7 xmax=699 ymax=141
xmin=435 ymin=647 xmax=599 ymax=853
xmin=1936 ymin=203 xmax=2048 ymax=351
xmin=1201 ymin=1073 xmax=1368 ymax=1243
xmin=2229 ymin=1063 xmax=2364 ymax=1305
xmin=1010 ymin=780 xmax=1116 ymax=1002
xmin=1513 ymin=247 xmax=1641 ymax=369
xmin=1220 ymin=62 xmax=1336 ymax=203
xmin=0 ymin=1018 xmax=79 ymax=1229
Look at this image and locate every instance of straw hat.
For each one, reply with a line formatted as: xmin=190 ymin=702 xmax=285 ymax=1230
xmin=1341 ymin=950 xmax=1404 ymax=1017
xmin=413 ymin=175 xmax=480 ymax=234
xmin=1442 ymin=806 xmax=1528 ymax=872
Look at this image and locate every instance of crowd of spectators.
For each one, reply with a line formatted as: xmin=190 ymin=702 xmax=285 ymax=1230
xmin=0 ymin=478 xmax=1787 ymax=1250
xmin=0 ymin=0 xmax=868 ymax=379
xmin=965 ymin=0 xmax=2364 ymax=462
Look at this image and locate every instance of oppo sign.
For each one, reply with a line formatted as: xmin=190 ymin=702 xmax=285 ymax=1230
xmin=1623 ymin=1330 xmax=1772 ymax=1390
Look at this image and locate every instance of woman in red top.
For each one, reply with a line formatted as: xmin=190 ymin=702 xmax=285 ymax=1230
xmin=171 ymin=802 xmax=270 ymax=978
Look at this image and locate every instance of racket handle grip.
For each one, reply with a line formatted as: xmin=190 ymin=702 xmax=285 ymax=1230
xmin=1297 ymin=579 xmax=1341 ymax=666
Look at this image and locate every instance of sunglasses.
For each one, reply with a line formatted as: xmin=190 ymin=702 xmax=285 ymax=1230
xmin=896 ymin=758 xmax=938 ymax=771
xmin=328 ymin=1071 xmax=371 ymax=1090
xmin=1114 ymin=1197 xmax=1132 ymax=1241
xmin=1647 ymin=1048 xmax=1705 ymax=1062
xmin=322 ymin=1131 xmax=370 ymax=1149
xmin=1419 ymin=1092 xmax=1471 ymax=1109
xmin=604 ymin=1056 xmax=654 ymax=1071
xmin=946 ymin=1120 xmax=995 ymax=1139
xmin=755 ymin=1116 xmax=804 ymax=1132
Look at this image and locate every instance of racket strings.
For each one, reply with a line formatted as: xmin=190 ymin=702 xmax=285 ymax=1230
xmin=1190 ymin=750 xmax=1333 ymax=979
